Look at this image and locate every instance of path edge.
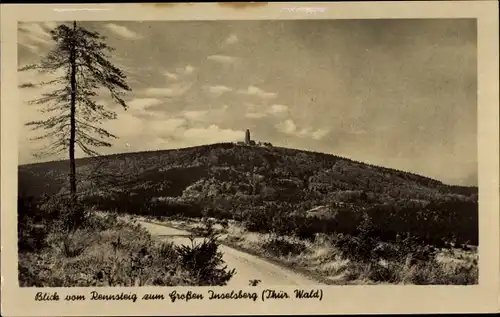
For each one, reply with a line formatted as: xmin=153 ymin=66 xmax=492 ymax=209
xmin=138 ymin=218 xmax=338 ymax=286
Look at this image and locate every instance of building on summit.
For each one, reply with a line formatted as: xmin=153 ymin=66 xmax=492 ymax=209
xmin=237 ymin=129 xmax=271 ymax=147
xmin=245 ymin=129 xmax=251 ymax=145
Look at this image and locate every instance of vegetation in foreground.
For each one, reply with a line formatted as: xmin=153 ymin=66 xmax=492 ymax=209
xmin=144 ymin=215 xmax=478 ymax=285
xmin=18 ymin=195 xmax=235 ymax=287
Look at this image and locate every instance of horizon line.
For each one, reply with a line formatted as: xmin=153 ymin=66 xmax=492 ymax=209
xmin=17 ymin=141 xmax=478 ymax=189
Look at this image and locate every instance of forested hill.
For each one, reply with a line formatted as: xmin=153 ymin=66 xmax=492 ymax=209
xmin=19 ymin=142 xmax=478 ymax=246
xmin=19 ymin=142 xmax=477 ymax=201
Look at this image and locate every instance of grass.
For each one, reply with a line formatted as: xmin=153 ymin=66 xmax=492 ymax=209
xmin=18 ymin=205 xmax=236 ymax=287
xmin=142 ymin=215 xmax=478 ymax=285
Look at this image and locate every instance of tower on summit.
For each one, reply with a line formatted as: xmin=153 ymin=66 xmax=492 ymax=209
xmin=245 ymin=129 xmax=251 ymax=145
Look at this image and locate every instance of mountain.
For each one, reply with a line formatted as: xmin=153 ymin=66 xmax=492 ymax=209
xmin=18 ymin=142 xmax=478 ymax=246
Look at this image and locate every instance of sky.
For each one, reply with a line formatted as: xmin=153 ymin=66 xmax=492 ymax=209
xmin=17 ymin=19 xmax=477 ymax=186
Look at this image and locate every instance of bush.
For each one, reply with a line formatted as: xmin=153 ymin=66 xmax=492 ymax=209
xmin=37 ymin=195 xmax=88 ymax=231
xmin=47 ymin=229 xmax=96 ymax=258
xmin=332 ymin=214 xmax=378 ymax=262
xmin=174 ymin=236 xmax=236 ymax=286
xmin=203 ymin=206 xmax=233 ymax=220
xmin=242 ymin=206 xmax=273 ymax=233
xmin=83 ymin=211 xmax=120 ymax=231
xmin=18 ymin=196 xmax=45 ymax=252
xmin=173 ymin=217 xmax=236 ymax=285
xmin=333 ymin=214 xmax=438 ymax=265
xmin=18 ymin=221 xmax=49 ymax=253
xmin=333 ymin=233 xmax=378 ymax=263
xmin=192 ymin=217 xmax=221 ymax=237
xmin=157 ymin=241 xmax=178 ymax=260
xmin=292 ymin=215 xmax=324 ymax=241
xmin=261 ymin=237 xmax=307 ymax=257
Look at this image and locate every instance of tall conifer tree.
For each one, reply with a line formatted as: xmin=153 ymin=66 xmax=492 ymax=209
xmin=20 ymin=21 xmax=131 ymax=206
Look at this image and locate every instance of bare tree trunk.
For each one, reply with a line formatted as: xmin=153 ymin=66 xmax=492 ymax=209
xmin=69 ymin=21 xmax=77 ymax=204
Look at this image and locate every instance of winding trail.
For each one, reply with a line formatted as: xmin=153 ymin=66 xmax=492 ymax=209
xmin=137 ymin=220 xmax=320 ymax=287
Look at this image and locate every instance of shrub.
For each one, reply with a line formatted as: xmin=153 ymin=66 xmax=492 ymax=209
xmin=46 ymin=229 xmax=96 ymax=258
xmin=293 ymin=215 xmax=317 ymax=236
xmin=192 ymin=217 xmax=221 ymax=237
xmin=333 ymin=214 xmax=438 ymax=265
xmin=333 ymin=233 xmax=378 ymax=263
xmin=219 ymin=219 xmax=229 ymax=230
xmin=332 ymin=214 xmax=378 ymax=262
xmin=83 ymin=211 xmax=120 ymax=231
xmin=174 ymin=236 xmax=236 ymax=286
xmin=18 ymin=220 xmax=49 ymax=253
xmin=157 ymin=241 xmax=178 ymax=260
xmin=242 ymin=206 xmax=273 ymax=233
xmin=261 ymin=237 xmax=307 ymax=257
xmin=172 ymin=217 xmax=236 ymax=285
xmin=203 ymin=206 xmax=233 ymax=220
xmin=37 ymin=194 xmax=88 ymax=231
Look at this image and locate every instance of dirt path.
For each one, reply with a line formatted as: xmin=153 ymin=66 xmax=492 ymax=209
xmin=137 ymin=220 xmax=320 ymax=287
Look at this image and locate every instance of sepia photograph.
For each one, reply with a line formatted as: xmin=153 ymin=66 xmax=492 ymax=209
xmin=17 ymin=17 xmax=479 ymax=287
xmin=1 ymin=2 xmax=499 ymax=316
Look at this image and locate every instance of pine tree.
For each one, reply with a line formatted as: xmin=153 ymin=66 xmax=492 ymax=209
xmin=19 ymin=21 xmax=131 ymax=207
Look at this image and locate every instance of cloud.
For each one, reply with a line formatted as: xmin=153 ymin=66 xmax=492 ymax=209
xmin=182 ymin=105 xmax=229 ymax=123
xmin=18 ymin=22 xmax=55 ymax=53
xmin=245 ymin=102 xmax=258 ymax=110
xmin=183 ymin=124 xmax=242 ymax=144
xmin=149 ymin=118 xmax=187 ymax=135
xmin=18 ymin=23 xmax=52 ymax=44
xmin=207 ymin=55 xmax=242 ymax=65
xmin=184 ymin=65 xmax=195 ymax=75
xmin=42 ymin=22 xmax=58 ymax=30
xmin=311 ymin=128 xmax=330 ymax=140
xmin=144 ymin=82 xmax=193 ymax=97
xmin=163 ymin=71 xmax=179 ymax=80
xmin=245 ymin=112 xmax=268 ymax=119
xmin=19 ymin=43 xmax=40 ymax=53
xmin=204 ymin=85 xmax=233 ymax=96
xmin=163 ymin=65 xmax=195 ymax=81
xmin=269 ymin=104 xmax=288 ymax=114
xmin=225 ymin=34 xmax=239 ymax=45
xmin=245 ymin=103 xmax=288 ymax=119
xmin=162 ymin=65 xmax=195 ymax=81
xmin=18 ymin=66 xmax=66 ymax=104
xmin=19 ymin=70 xmax=56 ymax=154
xmin=238 ymin=85 xmax=277 ymax=99
xmin=277 ymin=119 xmax=297 ymax=135
xmin=103 ymin=111 xmax=145 ymax=138
xmin=128 ymin=98 xmax=163 ymax=111
xmin=175 ymin=64 xmax=195 ymax=75
xmin=105 ymin=23 xmax=142 ymax=40
xmin=102 ymin=115 xmax=188 ymax=153
xmin=121 ymin=122 xmax=241 ymax=149
xmin=183 ymin=110 xmax=209 ymax=121
xmin=276 ymin=119 xmax=330 ymax=140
